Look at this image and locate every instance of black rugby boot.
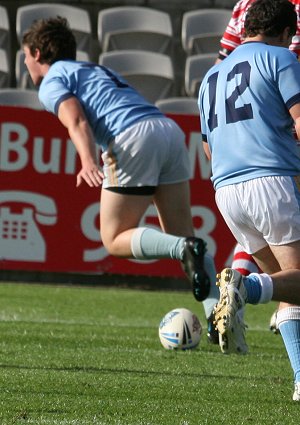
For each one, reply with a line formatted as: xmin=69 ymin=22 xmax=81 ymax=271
xmin=182 ymin=237 xmax=210 ymax=302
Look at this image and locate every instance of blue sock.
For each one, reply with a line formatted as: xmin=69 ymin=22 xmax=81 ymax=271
xmin=279 ymin=320 xmax=300 ymax=383
xmin=243 ymin=274 xmax=262 ymax=304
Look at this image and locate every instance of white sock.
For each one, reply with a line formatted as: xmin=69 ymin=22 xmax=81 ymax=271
xmin=130 ymin=227 xmax=184 ymax=260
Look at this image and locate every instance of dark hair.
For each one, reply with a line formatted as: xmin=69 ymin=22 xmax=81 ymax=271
xmin=22 ymin=16 xmax=77 ymax=64
xmin=244 ymin=0 xmax=297 ymax=38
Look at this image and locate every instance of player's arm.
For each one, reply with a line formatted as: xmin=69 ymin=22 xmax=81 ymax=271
xmin=216 ymin=0 xmax=246 ymax=63
xmin=216 ymin=48 xmax=234 ymax=63
xmin=199 ymin=99 xmax=211 ymax=159
xmin=202 ymin=141 xmax=211 ymax=160
xmin=289 ymin=102 xmax=300 ymax=141
xmin=217 ymin=18 xmax=235 ymax=62
xmin=57 ymin=96 xmax=104 ymax=187
xmin=216 ymin=18 xmax=238 ymax=63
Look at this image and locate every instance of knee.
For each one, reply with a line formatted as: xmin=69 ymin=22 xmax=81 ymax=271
xmin=101 ymin=234 xmax=115 ymax=256
xmin=101 ymin=233 xmax=129 ymax=258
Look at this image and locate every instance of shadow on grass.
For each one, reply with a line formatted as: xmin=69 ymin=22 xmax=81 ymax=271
xmin=0 ymin=362 xmax=288 ymax=384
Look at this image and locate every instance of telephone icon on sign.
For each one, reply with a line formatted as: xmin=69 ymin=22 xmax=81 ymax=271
xmin=0 ymin=190 xmax=57 ymax=262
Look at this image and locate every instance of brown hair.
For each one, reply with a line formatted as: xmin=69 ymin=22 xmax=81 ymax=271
xmin=22 ymin=16 xmax=76 ymax=64
xmin=244 ymin=0 xmax=297 ymax=38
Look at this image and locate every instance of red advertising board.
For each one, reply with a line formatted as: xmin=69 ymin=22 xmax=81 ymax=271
xmin=0 ymin=106 xmax=236 ymax=277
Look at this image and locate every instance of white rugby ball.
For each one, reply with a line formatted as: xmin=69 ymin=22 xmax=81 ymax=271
xmin=158 ymin=308 xmax=202 ymax=350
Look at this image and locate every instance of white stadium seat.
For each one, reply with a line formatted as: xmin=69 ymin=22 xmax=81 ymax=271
xmin=15 ymin=49 xmax=91 ymax=90
xmin=98 ymin=6 xmax=173 ymax=54
xmin=184 ymin=53 xmax=216 ymax=97
xmin=0 ymin=49 xmax=10 ymax=88
xmin=0 ymin=6 xmax=10 ymax=51
xmin=182 ymin=9 xmax=232 ymax=55
xmin=156 ymin=97 xmax=199 ymax=115
xmin=99 ymin=50 xmax=175 ymax=103
xmin=16 ymin=3 xmax=92 ymax=52
xmin=0 ymin=88 xmax=43 ymax=109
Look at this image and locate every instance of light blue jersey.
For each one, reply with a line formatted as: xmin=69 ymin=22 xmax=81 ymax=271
xmin=39 ymin=60 xmax=163 ymax=149
xmin=198 ymin=42 xmax=300 ymax=189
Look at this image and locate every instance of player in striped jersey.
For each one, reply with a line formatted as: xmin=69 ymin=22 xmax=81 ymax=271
xmin=218 ymin=0 xmax=300 ymax=61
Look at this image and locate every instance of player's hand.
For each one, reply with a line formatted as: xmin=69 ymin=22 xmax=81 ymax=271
xmin=76 ymin=164 xmax=104 ymax=187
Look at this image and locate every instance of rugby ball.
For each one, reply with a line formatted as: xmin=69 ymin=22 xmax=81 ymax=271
xmin=158 ymin=308 xmax=202 ymax=350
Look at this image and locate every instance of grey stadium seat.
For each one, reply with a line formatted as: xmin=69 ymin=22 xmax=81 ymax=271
xmin=182 ymin=9 xmax=232 ymax=55
xmin=15 ymin=49 xmax=91 ymax=90
xmin=0 ymin=88 xmax=43 ymax=110
xmin=184 ymin=53 xmax=216 ymax=98
xmin=16 ymin=3 xmax=92 ymax=52
xmin=98 ymin=6 xmax=173 ymax=54
xmin=156 ymin=97 xmax=199 ymax=115
xmin=99 ymin=50 xmax=175 ymax=103
xmin=0 ymin=49 xmax=10 ymax=88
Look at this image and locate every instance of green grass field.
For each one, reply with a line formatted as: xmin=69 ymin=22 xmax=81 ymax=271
xmin=0 ymin=281 xmax=298 ymax=425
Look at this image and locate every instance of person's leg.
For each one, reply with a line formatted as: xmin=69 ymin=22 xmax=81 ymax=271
xmin=276 ymin=306 xmax=300 ymax=400
xmin=129 ymin=181 xmax=193 ymax=259
xmin=232 ymin=242 xmax=260 ymax=275
xmin=100 ymin=183 xmax=218 ymax=339
xmin=100 ymin=188 xmax=154 ymax=257
xmin=100 ymin=118 xmax=191 ymax=261
xmin=100 ymin=116 xmax=216 ymax=328
xmin=215 ymin=243 xmax=300 ymax=332
xmin=232 ymin=243 xmax=279 ymax=334
xmin=100 ymin=186 xmax=210 ymax=299
xmin=153 ymin=182 xmax=219 ymax=340
xmin=256 ymin=243 xmax=300 ymax=400
xmin=100 ymin=184 xmax=192 ymax=261
xmin=214 ymin=176 xmax=300 ymax=398
xmin=252 ymin=242 xmax=300 ymax=305
xmin=215 ymin=241 xmax=300 ymax=399
xmin=230 ymin=242 xmax=260 ymax=334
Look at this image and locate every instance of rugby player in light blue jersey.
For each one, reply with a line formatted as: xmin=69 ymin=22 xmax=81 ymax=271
xmin=199 ymin=0 xmax=300 ymax=399
xmin=21 ymin=16 xmax=220 ymax=343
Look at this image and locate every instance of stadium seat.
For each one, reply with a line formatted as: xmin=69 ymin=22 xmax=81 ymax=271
xmin=184 ymin=53 xmax=216 ymax=97
xmin=99 ymin=50 xmax=175 ymax=103
xmin=16 ymin=3 xmax=92 ymax=52
xmin=15 ymin=49 xmax=91 ymax=89
xmin=155 ymin=97 xmax=199 ymax=115
xmin=15 ymin=49 xmax=35 ymax=90
xmin=0 ymin=88 xmax=43 ymax=109
xmin=182 ymin=9 xmax=232 ymax=55
xmin=76 ymin=50 xmax=90 ymax=62
xmin=0 ymin=6 xmax=10 ymax=51
xmin=0 ymin=7 xmax=11 ymax=86
xmin=0 ymin=49 xmax=10 ymax=88
xmin=97 ymin=6 xmax=173 ymax=54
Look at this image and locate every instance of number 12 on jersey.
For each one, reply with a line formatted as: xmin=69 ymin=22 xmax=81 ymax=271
xmin=207 ymin=60 xmax=254 ymax=132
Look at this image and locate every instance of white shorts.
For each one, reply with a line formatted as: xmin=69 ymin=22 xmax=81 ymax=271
xmin=215 ymin=176 xmax=300 ymax=254
xmin=101 ymin=117 xmax=190 ymax=189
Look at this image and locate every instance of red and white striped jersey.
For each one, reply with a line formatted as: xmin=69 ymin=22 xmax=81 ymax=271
xmin=219 ymin=0 xmax=300 ymax=59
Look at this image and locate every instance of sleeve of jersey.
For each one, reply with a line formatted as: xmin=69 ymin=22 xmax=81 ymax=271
xmin=39 ymin=76 xmax=73 ymax=115
xmin=290 ymin=33 xmax=300 ymax=58
xmin=220 ymin=27 xmax=241 ymax=57
xmin=279 ymin=58 xmax=300 ymax=110
xmin=219 ymin=2 xmax=244 ymax=60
